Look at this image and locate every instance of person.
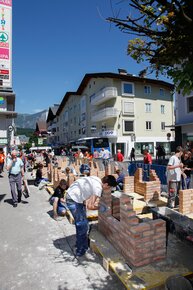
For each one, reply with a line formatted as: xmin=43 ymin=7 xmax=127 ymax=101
xmin=62 ymin=166 xmax=77 ymax=176
xmin=0 ymin=147 xmax=5 ymax=176
xmin=130 ymin=148 xmax=135 ymax=162
xmin=49 ymin=179 xmax=68 ymax=220
xmin=116 ymin=149 xmax=124 ymax=162
xmin=181 ymin=151 xmax=193 ymax=189
xmin=100 ymin=148 xmax=111 ymax=167
xmin=143 ymin=149 xmax=152 ymax=165
xmin=19 ymin=150 xmax=30 ymax=198
xmin=6 ymin=150 xmax=24 ymax=207
xmin=79 ymin=162 xmax=90 ymax=176
xmin=34 ymin=163 xmax=49 ymax=187
xmin=115 ymin=169 xmax=126 ymax=191
xmin=93 ymin=149 xmax=99 ymax=159
xmin=66 ymin=175 xmax=117 ymax=257
xmin=166 ymin=146 xmax=184 ymax=208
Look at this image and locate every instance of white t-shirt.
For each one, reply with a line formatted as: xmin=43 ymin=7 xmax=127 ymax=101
xmin=167 ymin=155 xmax=182 ymax=182
xmin=67 ymin=176 xmax=102 ymax=203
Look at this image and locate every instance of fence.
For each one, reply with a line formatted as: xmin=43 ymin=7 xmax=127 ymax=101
xmin=128 ymin=163 xmax=167 ymax=185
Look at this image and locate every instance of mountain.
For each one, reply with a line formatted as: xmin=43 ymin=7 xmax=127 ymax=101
xmin=15 ymin=110 xmax=48 ymax=129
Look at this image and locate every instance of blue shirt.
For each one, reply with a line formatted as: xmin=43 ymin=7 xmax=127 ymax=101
xmin=7 ymin=157 xmax=24 ymax=175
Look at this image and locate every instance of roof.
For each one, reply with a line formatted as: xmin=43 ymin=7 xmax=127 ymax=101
xmin=56 ymin=92 xmax=78 ymax=116
xmin=47 ymin=104 xmax=59 ymax=122
xmin=36 ymin=120 xmax=47 ymax=132
xmin=76 ymin=72 xmax=174 ymax=95
xmin=56 ymin=72 xmax=174 ymax=116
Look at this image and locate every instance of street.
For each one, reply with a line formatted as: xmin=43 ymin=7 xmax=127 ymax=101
xmin=0 ymin=173 xmax=124 ymax=290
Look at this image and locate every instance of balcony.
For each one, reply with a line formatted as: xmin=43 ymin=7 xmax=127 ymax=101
xmin=91 ymin=107 xmax=118 ymax=122
xmin=90 ymin=87 xmax=117 ymax=106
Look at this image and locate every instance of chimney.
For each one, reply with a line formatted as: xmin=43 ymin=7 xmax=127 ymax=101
xmin=118 ymin=68 xmax=127 ymax=75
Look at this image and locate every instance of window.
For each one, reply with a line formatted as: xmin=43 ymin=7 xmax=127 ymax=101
xmin=145 ymin=103 xmax=151 ymax=112
xmin=161 ymin=105 xmax=165 ymax=114
xmin=161 ymin=122 xmax=165 ymax=130
xmin=160 ymin=88 xmax=165 ymax=96
xmin=144 ymin=85 xmax=151 ymax=94
xmin=187 ymin=96 xmax=193 ymax=113
xmin=146 ymin=121 xmax=152 ymax=130
xmin=122 ymin=82 xmax=134 ymax=96
xmin=123 ymin=101 xmax=134 ymax=115
xmin=123 ymin=120 xmax=134 ymax=133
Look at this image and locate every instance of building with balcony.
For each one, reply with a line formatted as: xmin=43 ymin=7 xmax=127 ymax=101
xmin=175 ymin=91 xmax=193 ymax=147
xmin=53 ymin=71 xmax=174 ymax=158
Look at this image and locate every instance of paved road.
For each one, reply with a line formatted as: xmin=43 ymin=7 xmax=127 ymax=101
xmin=0 ymin=173 xmax=124 ymax=290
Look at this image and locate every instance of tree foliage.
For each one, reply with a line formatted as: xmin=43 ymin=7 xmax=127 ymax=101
xmin=107 ymin=0 xmax=193 ymax=95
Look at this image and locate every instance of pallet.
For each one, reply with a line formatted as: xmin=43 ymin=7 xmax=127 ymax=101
xmin=90 ymin=226 xmax=193 ymax=290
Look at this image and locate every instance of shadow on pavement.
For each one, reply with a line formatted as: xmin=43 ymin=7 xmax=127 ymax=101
xmin=0 ymin=194 xmax=6 ymax=202
xmin=4 ymin=198 xmax=13 ymax=206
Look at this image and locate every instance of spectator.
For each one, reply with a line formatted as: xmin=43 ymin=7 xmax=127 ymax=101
xmin=181 ymin=151 xmax=193 ymax=189
xmin=130 ymin=148 xmax=135 ymax=162
xmin=116 ymin=149 xmax=124 ymax=162
xmin=0 ymin=147 xmax=5 ymax=176
xmin=93 ymin=149 xmax=99 ymax=159
xmin=166 ymin=146 xmax=184 ymax=208
xmin=143 ymin=149 xmax=152 ymax=165
xmin=6 ymin=150 xmax=24 ymax=207
xmin=49 ymin=179 xmax=68 ymax=220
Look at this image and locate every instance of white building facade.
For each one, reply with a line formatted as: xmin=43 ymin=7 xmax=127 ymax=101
xmin=175 ymin=90 xmax=193 ymax=147
xmin=55 ymin=72 xmax=174 ymax=158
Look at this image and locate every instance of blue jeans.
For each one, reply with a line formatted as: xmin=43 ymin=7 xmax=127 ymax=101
xmin=66 ymin=200 xmax=88 ymax=255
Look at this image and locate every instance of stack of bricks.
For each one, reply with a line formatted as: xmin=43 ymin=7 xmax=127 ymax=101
xmin=123 ymin=175 xmax=134 ymax=194
xmin=98 ymin=192 xmax=166 ymax=267
xmin=53 ymin=167 xmax=60 ymax=188
xmin=179 ymin=189 xmax=193 ymax=214
xmin=134 ymin=168 xmax=160 ymax=201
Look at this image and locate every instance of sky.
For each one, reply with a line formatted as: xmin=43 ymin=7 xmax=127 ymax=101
xmin=12 ymin=0 xmax=168 ymax=114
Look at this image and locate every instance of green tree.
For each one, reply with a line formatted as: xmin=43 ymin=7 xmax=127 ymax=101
xmin=107 ymin=0 xmax=193 ymax=95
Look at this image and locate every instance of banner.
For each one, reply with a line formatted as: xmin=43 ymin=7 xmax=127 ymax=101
xmin=0 ymin=0 xmax=12 ymax=88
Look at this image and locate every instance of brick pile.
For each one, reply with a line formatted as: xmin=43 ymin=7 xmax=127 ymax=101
xmin=98 ymin=192 xmax=166 ymax=267
xmin=179 ymin=189 xmax=193 ymax=215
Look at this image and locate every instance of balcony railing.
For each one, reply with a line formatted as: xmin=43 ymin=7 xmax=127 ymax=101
xmin=90 ymin=87 xmax=117 ymax=106
xmin=91 ymin=107 xmax=118 ymax=122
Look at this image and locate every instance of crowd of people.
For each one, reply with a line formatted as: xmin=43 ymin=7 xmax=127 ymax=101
xmin=1 ymin=142 xmax=193 ymax=257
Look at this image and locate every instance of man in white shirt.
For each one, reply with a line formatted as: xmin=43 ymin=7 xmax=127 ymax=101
xmin=66 ymin=175 xmax=117 ymax=257
xmin=167 ymin=146 xmax=184 ymax=208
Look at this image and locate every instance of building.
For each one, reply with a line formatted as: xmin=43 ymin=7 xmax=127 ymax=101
xmin=46 ymin=104 xmax=59 ymax=146
xmin=55 ymin=71 xmax=174 ymax=158
xmin=175 ymin=90 xmax=193 ymax=147
xmin=0 ymin=1 xmax=16 ymax=154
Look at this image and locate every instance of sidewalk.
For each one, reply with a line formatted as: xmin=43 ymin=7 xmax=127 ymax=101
xmin=0 ymin=173 xmax=124 ymax=290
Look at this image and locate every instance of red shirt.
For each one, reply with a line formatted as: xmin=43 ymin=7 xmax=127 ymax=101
xmin=144 ymin=153 xmax=152 ymax=164
xmin=117 ymin=152 xmax=124 ymax=162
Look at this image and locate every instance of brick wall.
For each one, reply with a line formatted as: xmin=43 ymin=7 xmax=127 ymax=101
xmin=134 ymin=168 xmax=160 ymax=201
xmin=179 ymin=189 xmax=193 ymax=214
xmin=98 ymin=192 xmax=166 ymax=267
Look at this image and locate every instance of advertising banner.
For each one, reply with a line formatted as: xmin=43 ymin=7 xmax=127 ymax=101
xmin=0 ymin=0 xmax=12 ymax=88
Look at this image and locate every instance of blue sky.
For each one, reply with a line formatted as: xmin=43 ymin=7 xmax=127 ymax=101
xmin=12 ymin=0 xmax=168 ymax=114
